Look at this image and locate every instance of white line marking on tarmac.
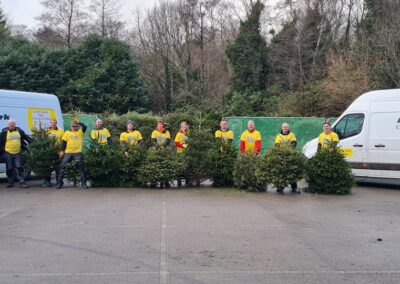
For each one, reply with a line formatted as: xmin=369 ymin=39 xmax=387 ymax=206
xmin=160 ymin=189 xmax=169 ymax=284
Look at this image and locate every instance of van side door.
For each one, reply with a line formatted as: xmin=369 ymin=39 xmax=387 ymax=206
xmin=334 ymin=113 xmax=367 ymax=177
xmin=367 ymin=101 xmax=400 ymax=178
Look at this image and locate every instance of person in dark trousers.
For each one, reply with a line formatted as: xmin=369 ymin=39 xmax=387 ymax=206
xmin=56 ymin=118 xmax=88 ymax=189
xmin=0 ymin=119 xmax=31 ymax=188
xmin=274 ymin=123 xmax=299 ymax=194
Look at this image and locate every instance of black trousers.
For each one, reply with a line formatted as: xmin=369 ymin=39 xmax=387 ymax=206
xmin=4 ymin=152 xmax=25 ymax=184
xmin=58 ymin=153 xmax=86 ymax=185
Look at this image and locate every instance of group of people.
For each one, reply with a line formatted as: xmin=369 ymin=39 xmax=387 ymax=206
xmin=0 ymin=117 xmax=339 ymax=190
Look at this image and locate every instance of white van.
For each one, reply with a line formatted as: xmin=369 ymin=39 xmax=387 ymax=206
xmin=303 ymin=89 xmax=400 ymax=185
xmin=0 ymin=89 xmax=63 ymax=172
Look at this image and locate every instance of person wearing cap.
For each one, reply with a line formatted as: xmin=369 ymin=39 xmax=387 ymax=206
xmin=174 ymin=121 xmax=189 ymax=154
xmin=57 ymin=118 xmax=88 ymax=189
xmin=274 ymin=123 xmax=299 ymax=193
xmin=120 ymin=120 xmax=143 ymax=154
xmin=0 ymin=119 xmax=31 ymax=188
xmin=151 ymin=119 xmax=170 ymax=149
xmin=240 ymin=120 xmax=262 ymax=155
xmin=318 ymin=122 xmax=339 ymax=151
xmin=215 ymin=119 xmax=234 ymax=143
xmin=90 ymin=118 xmax=112 ymax=146
xmin=43 ymin=119 xmax=64 ymax=187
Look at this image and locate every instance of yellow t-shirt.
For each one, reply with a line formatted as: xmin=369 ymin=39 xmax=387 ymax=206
xmin=49 ymin=128 xmax=64 ymax=144
xmin=318 ymin=132 xmax=339 ymax=149
xmin=120 ymin=131 xmax=143 ymax=146
xmin=5 ymin=130 xmax=21 ymax=154
xmin=91 ymin=128 xmax=111 ymax=144
xmin=240 ymin=130 xmax=261 ymax=153
xmin=63 ymin=129 xmax=85 ymax=154
xmin=174 ymin=131 xmax=188 ymax=154
xmin=215 ymin=130 xmax=234 ymax=142
xmin=275 ymin=132 xmax=297 ymax=145
xmin=151 ymin=129 xmax=171 ymax=146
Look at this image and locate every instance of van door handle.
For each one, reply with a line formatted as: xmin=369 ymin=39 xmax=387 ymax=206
xmin=353 ymin=144 xmax=363 ymax=147
xmin=374 ymin=144 xmax=386 ymax=148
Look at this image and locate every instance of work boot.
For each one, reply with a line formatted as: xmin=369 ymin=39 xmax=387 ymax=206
xmin=56 ymin=183 xmax=63 ymax=189
xmin=291 ymin=183 xmax=299 ymax=193
xmin=20 ymin=182 xmax=29 ymax=188
xmin=277 ymin=187 xmax=284 ymax=194
xmin=177 ymin=180 xmax=182 ymax=187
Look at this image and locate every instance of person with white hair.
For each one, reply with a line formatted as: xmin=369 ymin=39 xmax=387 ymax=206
xmin=274 ymin=122 xmax=299 ymax=193
xmin=240 ymin=120 xmax=262 ymax=155
xmin=0 ymin=119 xmax=31 ymax=188
xmin=90 ymin=118 xmax=112 ymax=146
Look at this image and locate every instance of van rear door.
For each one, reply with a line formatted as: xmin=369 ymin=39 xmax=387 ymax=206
xmin=367 ymin=101 xmax=400 ymax=178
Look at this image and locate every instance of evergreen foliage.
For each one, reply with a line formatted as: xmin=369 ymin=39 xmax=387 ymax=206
xmin=256 ymin=145 xmax=305 ymax=191
xmin=207 ymin=140 xmax=237 ymax=187
xmin=233 ymin=153 xmax=264 ymax=191
xmin=305 ymin=143 xmax=355 ymax=195
xmin=23 ymin=128 xmax=60 ymax=179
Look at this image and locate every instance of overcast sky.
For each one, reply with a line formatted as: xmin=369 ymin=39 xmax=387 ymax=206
xmin=2 ymin=0 xmax=158 ymax=29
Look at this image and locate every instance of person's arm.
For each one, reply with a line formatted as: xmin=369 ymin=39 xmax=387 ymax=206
xmin=255 ymin=140 xmax=261 ymax=154
xmin=164 ymin=138 xmax=170 ymax=147
xmin=79 ymin=123 xmax=87 ymax=133
xmin=151 ymin=138 xmax=158 ymax=147
xmin=60 ymin=140 xmax=67 ymax=151
xmin=291 ymin=140 xmax=298 ymax=148
xmin=0 ymin=130 xmax=5 ymax=154
xmin=19 ymin=128 xmax=32 ymax=144
xmin=175 ymin=133 xmax=184 ymax=149
xmin=107 ymin=137 xmax=113 ymax=147
xmin=240 ymin=140 xmax=245 ymax=153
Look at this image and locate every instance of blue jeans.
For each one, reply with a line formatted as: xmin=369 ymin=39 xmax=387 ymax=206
xmin=4 ymin=152 xmax=25 ymax=184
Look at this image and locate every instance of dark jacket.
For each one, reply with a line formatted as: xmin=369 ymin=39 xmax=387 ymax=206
xmin=0 ymin=127 xmax=32 ymax=154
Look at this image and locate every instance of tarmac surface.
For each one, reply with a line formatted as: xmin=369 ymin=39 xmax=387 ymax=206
xmin=0 ymin=182 xmax=400 ymax=284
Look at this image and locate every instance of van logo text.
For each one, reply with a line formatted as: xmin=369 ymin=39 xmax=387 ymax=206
xmin=0 ymin=114 xmax=10 ymax=120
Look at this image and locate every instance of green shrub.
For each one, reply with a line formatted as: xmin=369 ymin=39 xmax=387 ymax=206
xmin=23 ymin=128 xmax=60 ymax=178
xmin=84 ymin=142 xmax=124 ymax=187
xmin=64 ymin=160 xmax=80 ymax=187
xmin=138 ymin=148 xmax=184 ymax=186
xmin=120 ymin=145 xmax=147 ymax=186
xmin=207 ymin=140 xmax=238 ymax=187
xmin=182 ymin=127 xmax=214 ymax=185
xmin=233 ymin=153 xmax=264 ymax=191
xmin=305 ymin=144 xmax=355 ymax=195
xmin=256 ymin=145 xmax=305 ymax=190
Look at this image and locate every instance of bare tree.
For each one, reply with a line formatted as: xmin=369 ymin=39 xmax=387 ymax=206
xmin=36 ymin=0 xmax=87 ymax=48
xmin=89 ymin=0 xmax=124 ymax=38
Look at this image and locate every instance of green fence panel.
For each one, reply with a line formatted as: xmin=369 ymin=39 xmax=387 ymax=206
xmin=63 ymin=114 xmax=99 ymax=150
xmin=226 ymin=117 xmax=334 ymax=153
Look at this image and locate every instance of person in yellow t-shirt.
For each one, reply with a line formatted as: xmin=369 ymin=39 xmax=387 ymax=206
xmin=0 ymin=119 xmax=31 ymax=188
xmin=175 ymin=121 xmax=190 ymax=187
xmin=91 ymin=118 xmax=112 ymax=146
xmin=274 ymin=123 xmax=299 ymax=193
xmin=215 ymin=119 xmax=234 ymax=143
xmin=151 ymin=120 xmax=170 ymax=149
xmin=240 ymin=120 xmax=262 ymax=155
xmin=57 ymin=118 xmax=88 ymax=189
xmin=120 ymin=121 xmax=143 ymax=154
xmin=48 ymin=119 xmax=64 ymax=144
xmin=318 ymin=122 xmax=339 ymax=151
xmin=174 ymin=121 xmax=189 ymax=154
xmin=43 ymin=119 xmax=64 ymax=187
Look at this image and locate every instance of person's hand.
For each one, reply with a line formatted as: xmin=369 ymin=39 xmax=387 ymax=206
xmin=125 ymin=151 xmax=129 ymax=157
xmin=59 ymin=151 xmax=65 ymax=158
xmin=183 ymin=144 xmax=188 ymax=148
xmin=73 ymin=118 xmax=79 ymax=124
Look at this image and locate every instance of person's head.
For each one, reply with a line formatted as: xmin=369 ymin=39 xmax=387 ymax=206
xmin=220 ymin=119 xmax=228 ymax=131
xmin=157 ymin=119 xmax=165 ymax=131
xmin=180 ymin=121 xmax=188 ymax=132
xmin=127 ymin=120 xmax=135 ymax=131
xmin=70 ymin=123 xmax=78 ymax=132
xmin=281 ymin=123 xmax=290 ymax=134
xmin=247 ymin=120 xmax=255 ymax=131
xmin=323 ymin=122 xmax=331 ymax=134
xmin=50 ymin=119 xmax=58 ymax=129
xmin=95 ymin=119 xmax=103 ymax=129
xmin=7 ymin=119 xmax=16 ymax=130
